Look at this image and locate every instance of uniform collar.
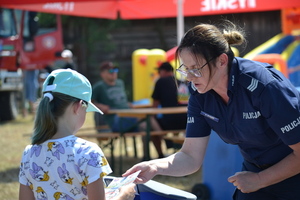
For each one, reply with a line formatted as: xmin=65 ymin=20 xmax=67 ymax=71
xmin=189 ymin=57 xmax=241 ymax=96
xmin=228 ymin=57 xmax=240 ymax=94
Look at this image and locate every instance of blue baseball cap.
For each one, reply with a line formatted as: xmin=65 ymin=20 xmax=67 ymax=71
xmin=42 ymin=69 xmax=103 ymax=114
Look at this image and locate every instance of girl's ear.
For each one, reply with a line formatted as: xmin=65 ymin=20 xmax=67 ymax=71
xmin=73 ymin=101 xmax=81 ymax=114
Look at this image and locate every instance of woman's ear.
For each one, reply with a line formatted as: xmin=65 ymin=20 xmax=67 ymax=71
xmin=217 ymin=53 xmax=228 ymax=69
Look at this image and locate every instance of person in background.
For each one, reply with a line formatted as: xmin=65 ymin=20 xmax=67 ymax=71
xmin=23 ymin=69 xmax=39 ymax=115
xmin=19 ymin=69 xmax=135 ymax=200
xmin=61 ymin=49 xmax=75 ymax=70
xmin=39 ymin=61 xmax=54 ymax=85
xmin=152 ymin=62 xmax=188 ymax=149
xmin=92 ymin=61 xmax=164 ymax=160
xmin=123 ymin=21 xmax=300 ymax=199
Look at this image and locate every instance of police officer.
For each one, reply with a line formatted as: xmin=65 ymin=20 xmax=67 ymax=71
xmin=123 ymin=21 xmax=300 ymax=199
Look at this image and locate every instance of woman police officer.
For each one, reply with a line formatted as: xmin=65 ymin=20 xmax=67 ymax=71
xmin=123 ymin=21 xmax=300 ymax=199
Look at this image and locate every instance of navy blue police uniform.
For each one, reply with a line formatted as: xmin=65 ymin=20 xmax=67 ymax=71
xmin=186 ymin=57 xmax=300 ymax=199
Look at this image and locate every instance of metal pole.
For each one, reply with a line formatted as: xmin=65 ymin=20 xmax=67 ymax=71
xmin=177 ymin=0 xmax=184 ymax=45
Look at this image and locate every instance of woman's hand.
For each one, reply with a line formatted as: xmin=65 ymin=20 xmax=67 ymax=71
xmin=228 ymin=171 xmax=262 ymax=193
xmin=229 ymin=142 xmax=300 ymax=194
xmin=122 ymin=161 xmax=158 ymax=184
xmin=123 ymin=137 xmax=209 ymax=184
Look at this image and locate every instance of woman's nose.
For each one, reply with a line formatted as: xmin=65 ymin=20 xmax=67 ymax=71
xmin=186 ymin=73 xmax=194 ymax=81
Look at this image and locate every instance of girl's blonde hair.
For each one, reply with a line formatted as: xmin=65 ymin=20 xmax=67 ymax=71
xmin=32 ymin=93 xmax=80 ymax=145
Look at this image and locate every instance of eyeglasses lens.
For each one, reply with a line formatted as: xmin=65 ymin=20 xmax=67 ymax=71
xmin=177 ymin=65 xmax=202 ymax=77
xmin=81 ymin=101 xmax=88 ymax=108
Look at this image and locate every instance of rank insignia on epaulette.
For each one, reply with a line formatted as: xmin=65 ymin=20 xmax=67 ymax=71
xmin=247 ymin=78 xmax=258 ymax=92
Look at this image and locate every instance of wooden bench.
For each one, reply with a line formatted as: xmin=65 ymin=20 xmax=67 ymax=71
xmin=164 ymin=134 xmax=185 ymax=151
xmin=164 ymin=135 xmax=185 ymax=144
xmin=76 ymin=128 xmax=185 ymax=173
xmin=76 ymin=129 xmax=186 ymax=154
xmin=76 ymin=129 xmax=186 ymax=138
xmin=24 ymin=127 xmax=185 ymax=173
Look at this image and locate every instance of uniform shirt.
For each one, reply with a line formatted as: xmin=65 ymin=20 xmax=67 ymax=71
xmin=19 ymin=135 xmax=112 ymax=200
xmin=186 ymin=57 xmax=300 ymax=166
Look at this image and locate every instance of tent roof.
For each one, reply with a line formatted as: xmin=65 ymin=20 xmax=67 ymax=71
xmin=1 ymin=0 xmax=106 ymax=5
xmin=3 ymin=0 xmax=300 ymax=20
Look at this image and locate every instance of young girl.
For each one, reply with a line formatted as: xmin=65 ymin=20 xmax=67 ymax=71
xmin=19 ymin=69 xmax=135 ymax=200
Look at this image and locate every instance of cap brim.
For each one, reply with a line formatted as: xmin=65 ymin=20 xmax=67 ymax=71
xmin=86 ymin=101 xmax=104 ymax=114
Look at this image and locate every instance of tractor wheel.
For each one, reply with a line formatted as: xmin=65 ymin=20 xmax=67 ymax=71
xmin=0 ymin=91 xmax=19 ymax=121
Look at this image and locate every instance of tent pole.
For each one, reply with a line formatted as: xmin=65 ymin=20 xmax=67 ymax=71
xmin=177 ymin=0 xmax=184 ymax=45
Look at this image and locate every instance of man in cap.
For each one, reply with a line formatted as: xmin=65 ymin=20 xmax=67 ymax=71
xmin=61 ymin=49 xmax=75 ymax=70
xmin=92 ymin=61 xmax=163 ymax=160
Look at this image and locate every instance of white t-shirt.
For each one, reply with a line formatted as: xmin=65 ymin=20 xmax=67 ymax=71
xmin=19 ymin=135 xmax=112 ymax=200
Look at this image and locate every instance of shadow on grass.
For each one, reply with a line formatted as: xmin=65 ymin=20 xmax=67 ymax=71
xmin=0 ymin=167 xmax=19 ymax=183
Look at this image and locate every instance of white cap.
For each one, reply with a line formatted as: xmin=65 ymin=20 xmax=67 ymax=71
xmin=61 ymin=49 xmax=73 ymax=58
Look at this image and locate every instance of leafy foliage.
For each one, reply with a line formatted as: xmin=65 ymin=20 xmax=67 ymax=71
xmin=61 ymin=15 xmax=130 ymax=52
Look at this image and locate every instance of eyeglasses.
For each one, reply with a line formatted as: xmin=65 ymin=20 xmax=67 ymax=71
xmin=108 ymin=68 xmax=119 ymax=74
xmin=81 ymin=100 xmax=88 ymax=108
xmin=176 ymin=59 xmax=212 ymax=78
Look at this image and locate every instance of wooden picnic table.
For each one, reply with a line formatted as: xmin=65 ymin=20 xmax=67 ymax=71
xmin=108 ymin=106 xmax=187 ymax=160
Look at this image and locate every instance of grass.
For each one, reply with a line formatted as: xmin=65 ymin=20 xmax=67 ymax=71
xmin=0 ymin=112 xmax=202 ymax=200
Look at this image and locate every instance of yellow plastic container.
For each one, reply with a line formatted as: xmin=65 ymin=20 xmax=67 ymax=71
xmin=146 ymin=49 xmax=167 ymax=100
xmin=132 ymin=49 xmax=150 ymax=101
xmin=132 ymin=49 xmax=167 ymax=102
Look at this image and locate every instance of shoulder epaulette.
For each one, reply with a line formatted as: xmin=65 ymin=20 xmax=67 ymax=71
xmin=238 ymin=73 xmax=265 ymax=96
